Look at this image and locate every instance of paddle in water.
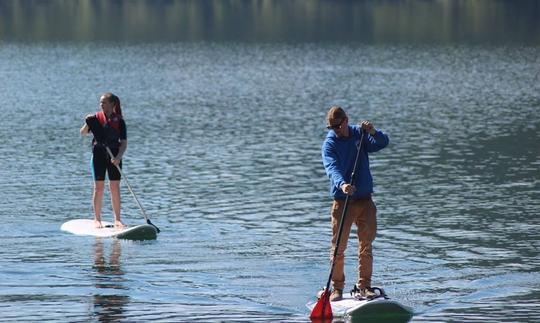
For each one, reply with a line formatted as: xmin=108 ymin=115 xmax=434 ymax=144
xmin=310 ymin=288 xmax=333 ymax=320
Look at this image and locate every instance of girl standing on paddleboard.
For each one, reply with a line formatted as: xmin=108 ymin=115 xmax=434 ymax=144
xmin=80 ymin=93 xmax=127 ymax=228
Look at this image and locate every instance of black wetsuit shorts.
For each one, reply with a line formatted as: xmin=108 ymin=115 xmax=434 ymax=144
xmin=91 ymin=145 xmax=122 ymax=181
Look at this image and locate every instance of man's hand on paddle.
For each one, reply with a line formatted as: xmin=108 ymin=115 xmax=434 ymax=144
xmin=341 ymin=183 xmax=356 ymax=195
xmin=360 ymin=120 xmax=377 ymax=135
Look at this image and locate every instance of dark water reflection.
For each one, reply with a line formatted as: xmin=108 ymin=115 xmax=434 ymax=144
xmin=0 ymin=0 xmax=539 ymax=44
xmin=92 ymin=240 xmax=128 ymax=322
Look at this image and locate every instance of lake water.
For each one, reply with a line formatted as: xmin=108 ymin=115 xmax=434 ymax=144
xmin=1 ymin=2 xmax=539 ymax=323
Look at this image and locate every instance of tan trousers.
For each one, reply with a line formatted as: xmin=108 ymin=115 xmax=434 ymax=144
xmin=330 ymin=196 xmax=377 ymax=291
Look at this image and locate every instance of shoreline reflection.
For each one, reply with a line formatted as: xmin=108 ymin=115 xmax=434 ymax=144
xmin=0 ymin=0 xmax=538 ymax=44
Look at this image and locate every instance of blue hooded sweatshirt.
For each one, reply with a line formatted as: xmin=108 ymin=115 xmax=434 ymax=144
xmin=322 ymin=125 xmax=389 ymax=199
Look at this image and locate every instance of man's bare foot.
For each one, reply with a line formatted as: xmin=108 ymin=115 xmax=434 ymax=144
xmin=114 ymin=220 xmax=126 ymax=228
xmin=94 ymin=220 xmax=103 ymax=228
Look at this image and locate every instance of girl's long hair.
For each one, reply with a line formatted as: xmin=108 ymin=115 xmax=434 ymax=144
xmin=102 ymin=92 xmax=122 ymax=117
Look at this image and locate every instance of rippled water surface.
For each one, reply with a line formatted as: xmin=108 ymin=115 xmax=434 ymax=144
xmin=0 ymin=42 xmax=539 ymax=322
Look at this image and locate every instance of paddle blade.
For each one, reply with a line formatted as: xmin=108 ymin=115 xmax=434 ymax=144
xmin=310 ymin=290 xmax=333 ymax=320
xmin=147 ymin=219 xmax=161 ymax=233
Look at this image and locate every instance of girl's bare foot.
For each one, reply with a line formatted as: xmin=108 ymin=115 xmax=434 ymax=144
xmin=114 ymin=220 xmax=126 ymax=228
xmin=94 ymin=220 xmax=103 ymax=228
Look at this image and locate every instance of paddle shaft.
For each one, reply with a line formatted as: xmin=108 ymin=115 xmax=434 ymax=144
xmin=106 ymin=146 xmax=160 ymax=233
xmin=324 ymin=130 xmax=365 ymax=295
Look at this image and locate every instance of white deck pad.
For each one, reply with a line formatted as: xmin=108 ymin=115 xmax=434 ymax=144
xmin=61 ymin=219 xmax=157 ymax=240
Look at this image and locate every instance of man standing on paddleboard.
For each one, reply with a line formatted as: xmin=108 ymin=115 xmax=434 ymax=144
xmin=321 ymin=106 xmax=389 ymax=301
xmin=80 ymin=93 xmax=127 ymax=228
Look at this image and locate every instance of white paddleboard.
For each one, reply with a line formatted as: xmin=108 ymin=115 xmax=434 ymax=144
xmin=307 ymin=293 xmax=412 ymax=320
xmin=61 ymin=219 xmax=158 ymax=240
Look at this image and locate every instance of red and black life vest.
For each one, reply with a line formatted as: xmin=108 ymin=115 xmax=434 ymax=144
xmin=92 ymin=111 xmax=123 ymax=147
xmin=96 ymin=111 xmax=122 ymax=134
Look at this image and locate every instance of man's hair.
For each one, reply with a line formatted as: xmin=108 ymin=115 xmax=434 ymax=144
xmin=326 ymin=105 xmax=347 ymax=124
